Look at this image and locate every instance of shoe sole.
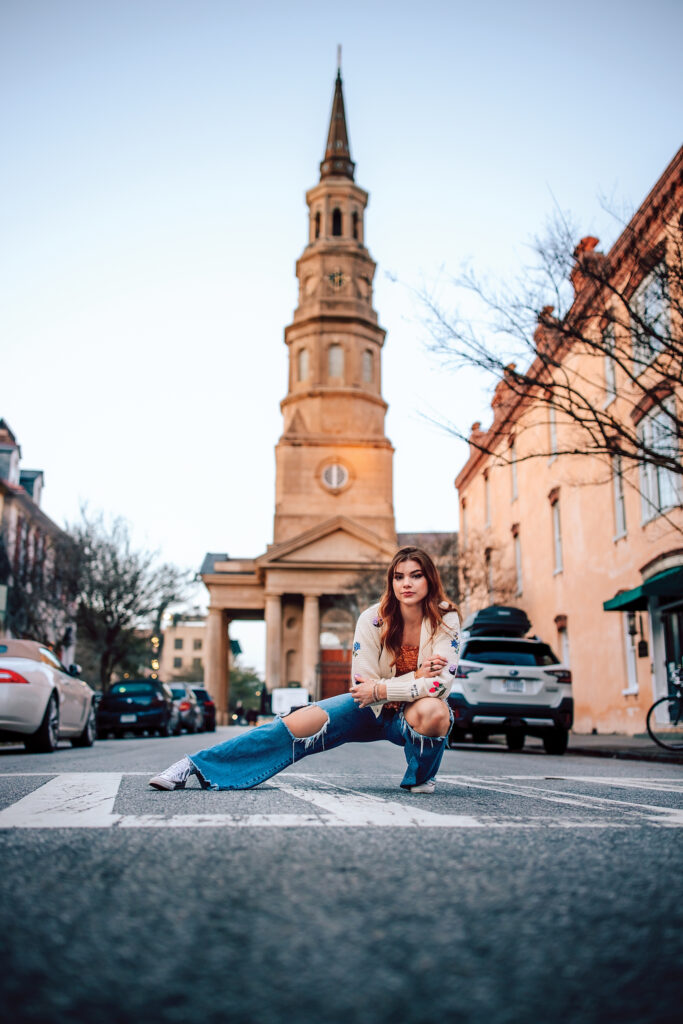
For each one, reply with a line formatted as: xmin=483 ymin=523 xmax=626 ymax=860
xmin=148 ymin=777 xmax=187 ymax=790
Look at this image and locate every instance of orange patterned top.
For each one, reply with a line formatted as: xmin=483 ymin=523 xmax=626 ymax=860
xmin=384 ymin=645 xmax=419 ymax=708
xmin=395 ymin=644 xmax=419 ymax=675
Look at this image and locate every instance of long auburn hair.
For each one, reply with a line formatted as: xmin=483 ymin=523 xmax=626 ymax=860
xmin=378 ymin=547 xmax=459 ymax=665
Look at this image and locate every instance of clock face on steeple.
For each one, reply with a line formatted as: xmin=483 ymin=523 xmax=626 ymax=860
xmin=328 ymin=268 xmax=347 ymax=291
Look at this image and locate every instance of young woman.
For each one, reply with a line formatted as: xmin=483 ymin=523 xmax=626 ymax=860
xmin=149 ymin=547 xmax=460 ymax=794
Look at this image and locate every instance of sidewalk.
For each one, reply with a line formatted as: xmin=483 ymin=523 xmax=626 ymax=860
xmin=567 ymin=732 xmax=683 ymax=766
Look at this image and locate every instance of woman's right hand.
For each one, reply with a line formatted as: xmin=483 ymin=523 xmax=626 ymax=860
xmin=416 ymin=655 xmax=447 ymax=679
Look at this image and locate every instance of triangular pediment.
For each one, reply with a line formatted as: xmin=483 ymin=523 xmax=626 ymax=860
xmin=257 ymin=516 xmax=396 ymax=568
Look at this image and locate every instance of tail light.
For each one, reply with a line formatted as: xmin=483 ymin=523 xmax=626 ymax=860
xmin=546 ymin=669 xmax=572 ymax=685
xmin=179 ymin=700 xmax=191 ymax=712
xmin=455 ymin=665 xmax=483 ymax=679
xmin=205 ymin=700 xmax=214 ymax=707
xmin=0 ymin=669 xmax=29 ymax=683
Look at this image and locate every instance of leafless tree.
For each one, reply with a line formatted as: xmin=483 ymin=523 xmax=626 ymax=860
xmin=458 ymin=528 xmax=518 ymax=617
xmin=423 ymin=201 xmax=683 ymax=490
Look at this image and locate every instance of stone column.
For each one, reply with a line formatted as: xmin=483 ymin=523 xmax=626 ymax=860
xmin=302 ymin=594 xmax=321 ymax=700
xmin=205 ymin=607 xmax=229 ymax=725
xmin=265 ymin=593 xmax=282 ymax=692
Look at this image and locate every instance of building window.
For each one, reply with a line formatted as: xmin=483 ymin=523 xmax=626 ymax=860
xmin=631 ymin=264 xmax=669 ymax=368
xmin=603 ymin=323 xmax=617 ymax=404
xmin=548 ymin=404 xmax=558 ymax=458
xmin=328 ymin=343 xmax=344 ymax=378
xmin=352 ymin=211 xmax=359 ymax=240
xmin=193 ymin=639 xmax=202 ymax=651
xmin=485 ymin=548 xmax=493 ymax=603
xmin=332 ymin=207 xmax=342 ymax=236
xmin=192 ymin=657 xmax=202 ymax=669
xmin=510 ymin=439 xmax=518 ymax=501
xmin=362 ymin=349 xmax=373 ymax=383
xmin=483 ymin=470 xmax=491 ymax=527
xmin=512 ymin=525 xmax=522 ymax=596
xmin=549 ymin=490 xmax=563 ymax=573
xmin=174 ymin=638 xmax=183 ymax=650
xmin=612 ymin=454 xmax=627 ymax=538
xmin=314 ymin=211 xmax=321 ymax=239
xmin=460 ymin=499 xmax=467 ymax=549
xmin=638 ymin=401 xmax=681 ymax=522
xmin=173 ymin=657 xmax=182 ymax=669
xmin=297 ymin=348 xmax=309 ymax=382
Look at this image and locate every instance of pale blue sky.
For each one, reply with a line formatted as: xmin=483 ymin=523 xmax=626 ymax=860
xmin=2 ymin=0 xmax=681 ymax=670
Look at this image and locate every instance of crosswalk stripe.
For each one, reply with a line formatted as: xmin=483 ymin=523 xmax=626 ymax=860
xmin=0 ymin=772 xmax=682 ymax=829
xmin=0 ymin=773 xmax=122 ymax=829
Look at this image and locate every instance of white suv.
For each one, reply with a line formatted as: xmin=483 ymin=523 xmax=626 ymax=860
xmin=447 ymin=634 xmax=573 ymax=754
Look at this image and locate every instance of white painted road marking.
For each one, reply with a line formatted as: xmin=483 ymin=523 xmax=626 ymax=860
xmin=0 ymin=772 xmax=681 ymax=829
xmin=0 ymin=773 xmax=122 ymax=828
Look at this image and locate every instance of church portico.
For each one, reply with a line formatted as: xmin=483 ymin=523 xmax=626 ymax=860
xmin=201 ymin=67 xmax=398 ymax=718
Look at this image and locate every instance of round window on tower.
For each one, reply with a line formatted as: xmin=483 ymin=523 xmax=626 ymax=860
xmin=321 ymin=462 xmax=350 ymax=492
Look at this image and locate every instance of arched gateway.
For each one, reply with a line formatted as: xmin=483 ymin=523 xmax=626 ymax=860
xmin=201 ymin=70 xmax=398 ymax=722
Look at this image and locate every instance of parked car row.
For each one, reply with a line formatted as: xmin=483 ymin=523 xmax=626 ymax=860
xmin=0 ymin=638 xmax=217 ymax=752
xmin=96 ymin=680 xmax=216 ymax=739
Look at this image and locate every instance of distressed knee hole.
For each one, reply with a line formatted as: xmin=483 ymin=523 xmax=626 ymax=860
xmin=283 ymin=705 xmax=330 ymax=738
xmin=404 ymin=698 xmax=451 ymax=738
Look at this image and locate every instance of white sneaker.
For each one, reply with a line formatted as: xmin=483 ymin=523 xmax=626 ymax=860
xmin=409 ymin=779 xmax=436 ymax=794
xmin=149 ymin=756 xmax=195 ymax=790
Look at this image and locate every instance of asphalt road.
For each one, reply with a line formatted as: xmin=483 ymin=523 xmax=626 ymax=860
xmin=1 ymin=728 xmax=682 ymax=1024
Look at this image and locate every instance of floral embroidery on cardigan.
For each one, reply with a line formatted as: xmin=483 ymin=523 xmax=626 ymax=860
xmin=450 ymin=637 xmax=460 ymax=652
xmin=372 ymin=616 xmax=382 ymax=627
xmin=352 ymin=642 xmax=361 ymax=657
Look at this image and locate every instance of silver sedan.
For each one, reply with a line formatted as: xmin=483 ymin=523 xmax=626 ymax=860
xmin=0 ymin=639 xmax=96 ymax=752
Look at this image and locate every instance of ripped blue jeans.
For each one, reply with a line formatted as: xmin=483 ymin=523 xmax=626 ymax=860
xmin=188 ymin=693 xmax=453 ymax=791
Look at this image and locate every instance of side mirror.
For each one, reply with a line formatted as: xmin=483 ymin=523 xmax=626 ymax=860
xmin=68 ymin=663 xmax=82 ymax=677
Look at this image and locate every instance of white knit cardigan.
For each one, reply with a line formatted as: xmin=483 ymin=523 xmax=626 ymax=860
xmin=351 ymin=602 xmax=461 ymax=718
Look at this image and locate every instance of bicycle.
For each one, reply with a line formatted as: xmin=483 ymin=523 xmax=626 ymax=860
xmin=646 ymin=666 xmax=683 ymax=751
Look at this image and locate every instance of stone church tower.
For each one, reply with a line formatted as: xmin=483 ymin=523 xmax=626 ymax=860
xmin=275 ymin=70 xmax=394 ymax=544
xmin=201 ymin=70 xmax=398 ymax=719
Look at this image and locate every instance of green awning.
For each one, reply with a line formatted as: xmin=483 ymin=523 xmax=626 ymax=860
xmin=603 ymin=566 xmax=683 ymax=612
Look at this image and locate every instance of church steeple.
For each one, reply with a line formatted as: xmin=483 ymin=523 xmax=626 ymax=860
xmin=320 ymin=70 xmax=355 ymax=181
xmin=272 ymin=67 xmax=394 ymax=545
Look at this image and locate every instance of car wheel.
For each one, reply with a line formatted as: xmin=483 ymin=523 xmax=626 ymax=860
xmin=72 ymin=705 xmax=97 ymax=747
xmin=161 ymin=717 xmax=175 ymax=737
xmin=543 ymin=728 xmax=568 ymax=755
xmin=24 ymin=693 xmax=60 ymax=753
xmin=505 ymin=729 xmax=526 ymax=752
xmin=472 ymin=727 xmax=489 ymax=745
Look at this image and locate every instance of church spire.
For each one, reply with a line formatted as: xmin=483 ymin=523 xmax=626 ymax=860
xmin=319 ymin=66 xmax=355 ymax=181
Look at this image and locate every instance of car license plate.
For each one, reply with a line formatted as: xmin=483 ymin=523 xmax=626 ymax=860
xmin=120 ymin=714 xmax=137 ymax=723
xmin=504 ymin=679 xmax=525 ymax=693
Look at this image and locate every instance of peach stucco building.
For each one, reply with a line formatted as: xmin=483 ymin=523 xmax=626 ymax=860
xmin=456 ymin=147 xmax=682 ymax=735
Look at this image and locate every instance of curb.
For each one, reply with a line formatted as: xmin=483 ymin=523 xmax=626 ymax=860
xmin=567 ymin=746 xmax=683 ymax=766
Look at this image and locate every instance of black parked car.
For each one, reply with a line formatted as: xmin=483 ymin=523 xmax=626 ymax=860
xmin=169 ymin=683 xmax=204 ymax=734
xmin=96 ymin=679 xmax=178 ymax=739
xmin=192 ymin=687 xmax=216 ymax=731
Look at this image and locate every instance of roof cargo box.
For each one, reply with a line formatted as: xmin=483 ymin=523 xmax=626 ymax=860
xmin=462 ymin=605 xmax=531 ymax=638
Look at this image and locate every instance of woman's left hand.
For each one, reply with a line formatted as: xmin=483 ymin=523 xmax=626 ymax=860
xmin=351 ymin=675 xmax=383 ymax=708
